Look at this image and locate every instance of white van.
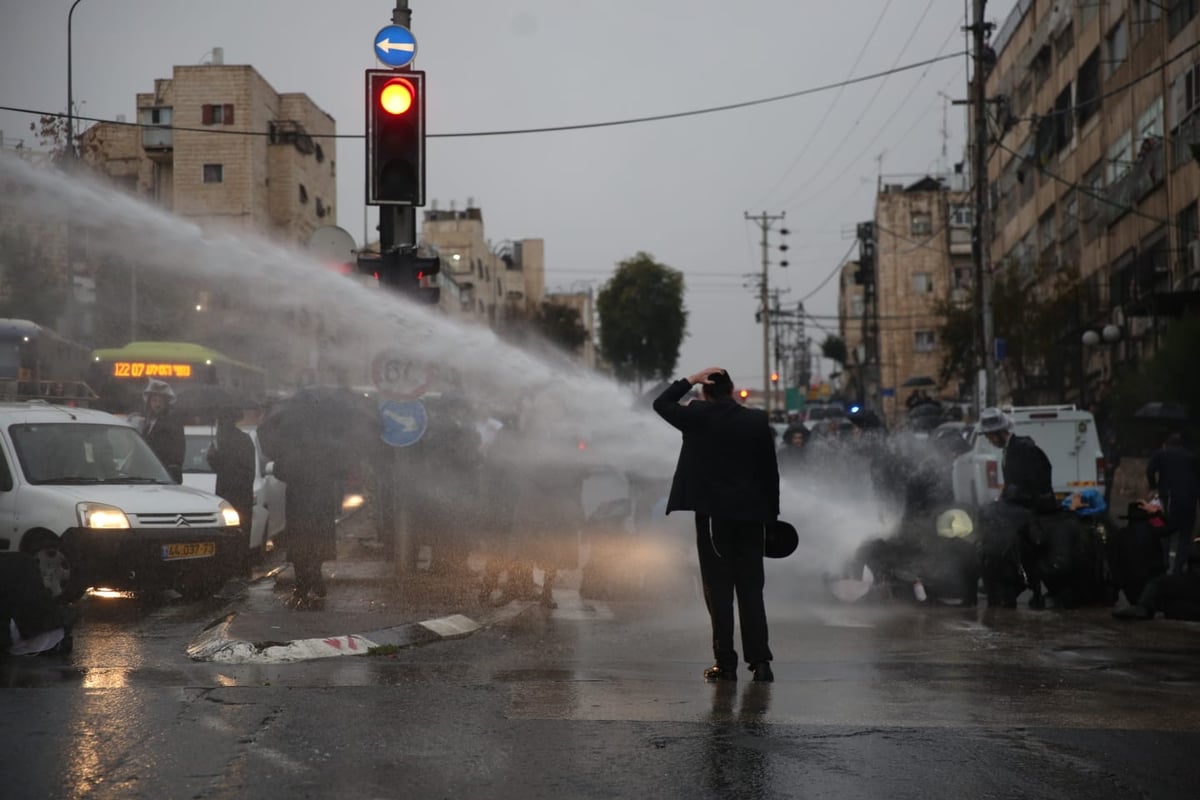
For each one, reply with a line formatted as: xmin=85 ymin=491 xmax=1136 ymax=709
xmin=0 ymin=402 xmax=244 ymax=600
xmin=951 ymin=404 xmax=1105 ymax=508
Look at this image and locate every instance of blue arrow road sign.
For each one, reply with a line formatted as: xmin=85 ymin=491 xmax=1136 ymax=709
xmin=374 ymin=25 xmax=417 ymax=68
xmin=379 ymin=398 xmax=427 ymax=447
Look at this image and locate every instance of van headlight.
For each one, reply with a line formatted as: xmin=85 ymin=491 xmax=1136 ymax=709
xmin=219 ymin=502 xmax=241 ymax=527
xmin=78 ymin=502 xmax=131 ymax=529
xmin=341 ymin=493 xmax=364 ymax=512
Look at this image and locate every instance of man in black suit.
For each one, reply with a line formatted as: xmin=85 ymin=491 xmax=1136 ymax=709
xmin=1146 ymin=432 xmax=1199 ymax=574
xmin=653 ymin=367 xmax=780 ymax=683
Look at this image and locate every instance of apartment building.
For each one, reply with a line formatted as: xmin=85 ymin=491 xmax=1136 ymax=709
xmin=986 ymin=0 xmax=1200 ymax=402
xmin=82 ymin=51 xmax=336 ymax=240
xmin=840 ymin=176 xmax=973 ymax=423
xmin=69 ymin=51 xmax=342 ymax=389
xmin=420 ymin=203 xmax=547 ymax=329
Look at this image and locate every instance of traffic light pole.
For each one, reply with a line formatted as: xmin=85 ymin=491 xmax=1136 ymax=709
xmin=382 ymin=0 xmax=416 ymax=255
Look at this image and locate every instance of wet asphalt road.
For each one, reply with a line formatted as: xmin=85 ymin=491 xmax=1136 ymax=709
xmin=2 ymin=572 xmax=1200 ymax=800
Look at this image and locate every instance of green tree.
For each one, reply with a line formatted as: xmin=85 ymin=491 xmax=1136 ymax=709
xmin=935 ymin=260 xmax=1082 ymax=403
xmin=535 ymin=300 xmax=588 ymax=353
xmin=596 ymin=252 xmax=687 ymax=387
xmin=820 ymin=334 xmax=847 ymax=367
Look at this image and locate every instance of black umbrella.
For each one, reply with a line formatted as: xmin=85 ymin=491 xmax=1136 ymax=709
xmin=175 ymin=385 xmax=241 ymax=417
xmin=1133 ymin=401 xmax=1190 ymax=423
xmin=901 ymin=375 xmax=937 ymax=388
xmin=257 ymin=385 xmax=382 ymax=467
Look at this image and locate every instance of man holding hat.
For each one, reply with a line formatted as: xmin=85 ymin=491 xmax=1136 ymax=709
xmin=653 ymin=367 xmax=781 ymax=683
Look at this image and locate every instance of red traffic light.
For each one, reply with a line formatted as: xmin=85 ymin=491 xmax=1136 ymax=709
xmin=379 ymin=78 xmax=415 ymax=115
xmin=770 ymin=371 xmax=779 ymax=383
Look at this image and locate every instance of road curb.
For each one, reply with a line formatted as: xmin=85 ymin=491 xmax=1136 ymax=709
xmin=187 ymin=600 xmax=535 ymax=664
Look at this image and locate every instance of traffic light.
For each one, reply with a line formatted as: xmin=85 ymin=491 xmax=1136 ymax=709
xmin=365 ymin=69 xmax=425 ymax=206
xmin=358 ymin=249 xmax=442 ymax=304
xmin=770 ymin=371 xmax=780 ymax=383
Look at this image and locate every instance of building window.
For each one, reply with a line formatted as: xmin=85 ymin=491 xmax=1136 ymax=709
xmin=202 ymin=103 xmax=234 ymax=125
xmin=1106 ymin=17 xmax=1128 ymax=76
xmin=1038 ymin=207 xmax=1057 ymax=254
xmin=850 ymin=295 xmax=865 ymax=316
xmin=953 ymin=265 xmax=972 ymax=290
xmin=1032 ymin=45 xmax=1052 ymax=85
xmin=202 ymin=163 xmax=223 ymax=183
xmin=1134 ymin=0 xmax=1163 ymax=37
xmin=1055 ymin=21 xmax=1074 ymax=63
xmin=298 ymin=184 xmax=308 ymax=204
xmin=1107 ymin=131 xmax=1133 ymax=183
xmin=914 ymin=331 xmax=936 ymax=353
xmin=1137 ymin=96 xmax=1164 ymax=152
xmin=1169 ymin=0 xmax=1199 ymax=40
xmin=1054 ymin=83 xmax=1074 ymax=152
xmin=1077 ymin=48 xmax=1102 ymax=127
xmin=912 ymin=272 xmax=934 ymax=294
xmin=910 ymin=212 xmax=932 ymax=236
xmin=949 ymin=204 xmax=973 ymax=228
xmin=1081 ymin=1 xmax=1099 ymax=28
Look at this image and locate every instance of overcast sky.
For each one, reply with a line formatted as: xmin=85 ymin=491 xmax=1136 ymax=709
xmin=0 ymin=0 xmax=1019 ymax=387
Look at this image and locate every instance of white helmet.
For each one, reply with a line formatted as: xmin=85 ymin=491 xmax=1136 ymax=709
xmin=977 ymin=407 xmax=1011 ymax=434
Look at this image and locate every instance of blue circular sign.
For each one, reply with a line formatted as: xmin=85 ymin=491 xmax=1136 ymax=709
xmin=374 ymin=25 xmax=417 ymax=68
xmin=380 ymin=399 xmax=427 ymax=447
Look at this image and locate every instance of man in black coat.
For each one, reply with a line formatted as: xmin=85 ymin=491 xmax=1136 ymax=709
xmin=206 ymin=408 xmax=256 ymax=573
xmin=653 ymin=367 xmax=780 ymax=683
xmin=977 ymin=407 xmax=1055 ymax=608
xmin=140 ymin=379 xmax=185 ymax=483
xmin=1147 ymin=432 xmax=1199 ymax=574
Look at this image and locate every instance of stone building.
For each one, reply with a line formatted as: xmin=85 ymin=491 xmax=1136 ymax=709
xmin=420 ymin=203 xmax=546 ymax=327
xmin=839 ymin=176 xmax=973 ymax=424
xmin=73 ymin=51 xmax=340 ymax=390
xmin=986 ymin=0 xmax=1200 ymax=403
xmin=82 ymin=52 xmax=336 ymax=240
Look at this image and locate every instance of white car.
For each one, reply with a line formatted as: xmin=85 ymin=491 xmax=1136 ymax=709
xmin=0 ymin=402 xmax=244 ymax=600
xmin=951 ymin=404 xmax=1105 ymax=508
xmin=180 ymin=425 xmax=286 ymax=560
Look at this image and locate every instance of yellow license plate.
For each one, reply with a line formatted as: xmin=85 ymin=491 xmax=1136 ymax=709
xmin=161 ymin=542 xmax=216 ymax=561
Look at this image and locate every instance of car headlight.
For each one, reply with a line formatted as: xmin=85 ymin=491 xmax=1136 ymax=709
xmin=78 ymin=502 xmax=131 ymax=529
xmin=219 ymin=502 xmax=241 ymax=527
xmin=341 ymin=493 xmax=364 ymax=512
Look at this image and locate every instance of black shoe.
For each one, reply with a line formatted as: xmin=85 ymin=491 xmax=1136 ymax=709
xmin=1113 ymin=605 xmax=1153 ymax=621
xmin=703 ymin=665 xmax=737 ymax=682
xmin=749 ymin=662 xmax=774 ymax=683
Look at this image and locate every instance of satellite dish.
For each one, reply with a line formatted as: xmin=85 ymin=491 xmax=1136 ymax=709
xmin=306 ymin=225 xmax=357 ymax=266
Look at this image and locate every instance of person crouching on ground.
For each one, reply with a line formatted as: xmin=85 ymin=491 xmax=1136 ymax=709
xmin=653 ymin=367 xmax=781 ymax=683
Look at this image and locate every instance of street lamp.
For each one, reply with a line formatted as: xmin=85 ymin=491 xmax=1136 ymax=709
xmin=67 ymin=0 xmax=87 ymax=157
xmin=1080 ymin=324 xmax=1123 ymax=406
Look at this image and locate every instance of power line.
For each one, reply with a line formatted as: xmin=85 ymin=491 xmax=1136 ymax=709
xmin=797 ymin=238 xmax=858 ymax=303
xmin=0 ymin=52 xmax=966 ymax=145
xmin=752 ymin=0 xmax=897 ymax=208
xmin=778 ymin=0 xmax=947 ymax=210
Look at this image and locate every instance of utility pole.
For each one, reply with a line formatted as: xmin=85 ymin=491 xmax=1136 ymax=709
xmin=745 ymin=210 xmax=786 ymax=415
xmin=970 ymin=0 xmax=997 ymax=407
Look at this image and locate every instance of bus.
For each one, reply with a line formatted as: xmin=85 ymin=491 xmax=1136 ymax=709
xmin=89 ymin=341 xmax=267 ymax=414
xmin=0 ymin=318 xmax=95 ymax=402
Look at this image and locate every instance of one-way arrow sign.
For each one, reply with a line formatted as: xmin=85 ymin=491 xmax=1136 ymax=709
xmin=374 ymin=25 xmax=417 ymax=68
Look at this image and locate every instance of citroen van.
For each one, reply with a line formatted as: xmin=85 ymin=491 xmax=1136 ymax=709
xmin=0 ymin=401 xmax=243 ymax=600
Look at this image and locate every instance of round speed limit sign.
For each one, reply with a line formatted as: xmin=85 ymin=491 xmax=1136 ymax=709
xmin=370 ymin=349 xmax=430 ymax=400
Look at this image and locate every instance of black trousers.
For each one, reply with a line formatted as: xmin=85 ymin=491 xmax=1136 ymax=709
xmin=695 ymin=514 xmax=772 ymax=668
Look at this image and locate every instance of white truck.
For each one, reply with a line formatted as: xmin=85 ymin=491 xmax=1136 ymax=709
xmin=951 ymin=404 xmax=1106 ymax=508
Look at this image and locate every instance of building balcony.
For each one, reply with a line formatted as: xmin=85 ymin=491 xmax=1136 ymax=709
xmin=1101 ymin=139 xmax=1164 ymax=227
xmin=138 ymin=106 xmax=173 ymax=161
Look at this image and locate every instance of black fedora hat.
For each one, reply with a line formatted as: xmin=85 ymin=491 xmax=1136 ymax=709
xmin=765 ymin=520 xmax=799 ymax=559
